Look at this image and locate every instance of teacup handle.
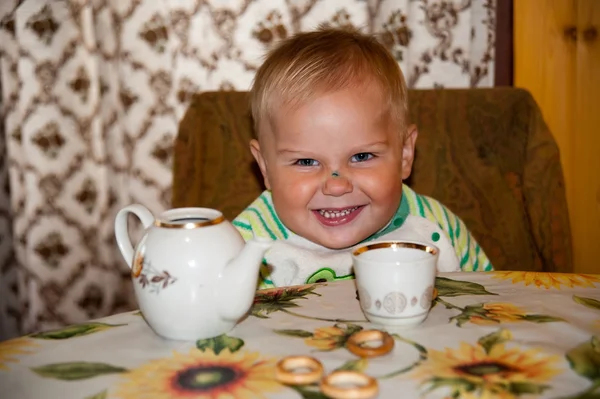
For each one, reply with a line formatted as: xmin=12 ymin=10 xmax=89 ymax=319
xmin=114 ymin=204 xmax=155 ymax=269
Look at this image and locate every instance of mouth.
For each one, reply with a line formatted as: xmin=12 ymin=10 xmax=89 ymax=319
xmin=312 ymin=205 xmax=365 ymax=226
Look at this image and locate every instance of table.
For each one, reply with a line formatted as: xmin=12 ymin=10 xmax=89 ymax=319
xmin=1 ymin=271 xmax=599 ymax=399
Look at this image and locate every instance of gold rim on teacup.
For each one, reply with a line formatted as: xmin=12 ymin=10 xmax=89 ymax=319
xmin=353 ymin=241 xmax=438 ymax=257
xmin=154 ymin=215 xmax=225 ymax=229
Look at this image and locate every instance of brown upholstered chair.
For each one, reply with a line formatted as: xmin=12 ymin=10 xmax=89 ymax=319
xmin=172 ymin=88 xmax=573 ymax=272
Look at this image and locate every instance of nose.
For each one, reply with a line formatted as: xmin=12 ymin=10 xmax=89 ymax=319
xmin=323 ymin=173 xmax=353 ymax=196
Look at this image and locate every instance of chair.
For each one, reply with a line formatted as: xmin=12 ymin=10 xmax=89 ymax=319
xmin=172 ymin=88 xmax=573 ymax=272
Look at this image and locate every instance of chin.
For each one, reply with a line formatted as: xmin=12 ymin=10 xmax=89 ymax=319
xmin=309 ymin=223 xmax=379 ymax=250
xmin=320 ymin=242 xmax=354 ymax=250
xmin=314 ymin=233 xmax=368 ymax=250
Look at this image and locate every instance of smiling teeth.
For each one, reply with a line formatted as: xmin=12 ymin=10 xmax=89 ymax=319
xmin=318 ymin=207 xmax=358 ymax=219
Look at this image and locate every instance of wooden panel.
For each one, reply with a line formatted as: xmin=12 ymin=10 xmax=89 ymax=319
xmin=515 ymin=0 xmax=600 ymax=273
xmin=574 ymin=0 xmax=600 ymax=272
xmin=514 ymin=0 xmax=577 ymax=182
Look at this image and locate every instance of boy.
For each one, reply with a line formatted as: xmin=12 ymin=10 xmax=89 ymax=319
xmin=233 ymin=27 xmax=493 ymax=288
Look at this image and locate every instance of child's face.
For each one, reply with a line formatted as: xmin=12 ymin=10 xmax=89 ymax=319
xmin=251 ymin=84 xmax=417 ymax=249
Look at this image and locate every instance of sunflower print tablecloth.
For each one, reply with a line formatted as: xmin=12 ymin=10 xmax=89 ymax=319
xmin=1 ymin=271 xmax=600 ymax=399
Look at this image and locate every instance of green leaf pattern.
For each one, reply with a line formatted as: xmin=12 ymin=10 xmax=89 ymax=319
xmin=84 ymin=391 xmax=108 ymax=399
xmin=196 ymin=334 xmax=245 ymax=354
xmin=477 ymin=329 xmax=512 ymax=354
xmin=31 ymin=362 xmax=127 ymax=380
xmin=565 ymin=336 xmax=600 ymax=397
xmin=273 ymin=329 xmax=314 ymax=338
xmin=435 ymin=277 xmax=498 ymax=297
xmin=574 ymin=296 xmax=600 ymax=311
xmin=29 ymin=323 xmax=126 ymax=340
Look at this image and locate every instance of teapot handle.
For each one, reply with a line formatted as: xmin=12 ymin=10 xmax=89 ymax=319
xmin=114 ymin=204 xmax=155 ymax=269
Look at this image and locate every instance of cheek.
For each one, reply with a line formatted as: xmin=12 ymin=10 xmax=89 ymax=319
xmin=270 ymin=171 xmax=320 ymax=206
xmin=357 ymin=167 xmax=402 ymax=202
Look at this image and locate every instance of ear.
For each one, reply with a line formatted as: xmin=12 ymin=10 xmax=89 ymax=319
xmin=250 ymin=139 xmax=271 ymax=190
xmin=401 ymin=124 xmax=418 ymax=180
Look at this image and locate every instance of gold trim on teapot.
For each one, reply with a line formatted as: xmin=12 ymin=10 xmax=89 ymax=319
xmin=154 ymin=215 xmax=225 ymax=229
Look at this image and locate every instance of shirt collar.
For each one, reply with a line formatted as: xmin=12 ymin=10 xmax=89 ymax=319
xmin=362 ymin=185 xmax=410 ymax=243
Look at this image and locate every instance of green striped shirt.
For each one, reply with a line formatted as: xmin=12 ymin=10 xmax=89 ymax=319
xmin=234 ymin=184 xmax=493 ymax=287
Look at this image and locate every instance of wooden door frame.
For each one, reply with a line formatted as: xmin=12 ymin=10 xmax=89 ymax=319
xmin=495 ymin=0 xmax=514 ymax=86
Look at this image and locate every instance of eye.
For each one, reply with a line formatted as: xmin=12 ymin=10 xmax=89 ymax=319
xmin=351 ymin=153 xmax=374 ymax=163
xmin=295 ymin=159 xmax=320 ymax=167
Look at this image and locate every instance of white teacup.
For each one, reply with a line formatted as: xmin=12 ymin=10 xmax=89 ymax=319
xmin=352 ymin=240 xmax=439 ymax=328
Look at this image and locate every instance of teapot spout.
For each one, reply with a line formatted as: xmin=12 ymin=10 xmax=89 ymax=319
xmin=218 ymin=237 xmax=273 ymax=321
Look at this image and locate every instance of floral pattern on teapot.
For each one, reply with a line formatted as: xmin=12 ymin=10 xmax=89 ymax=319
xmin=136 ymin=258 xmax=177 ymax=294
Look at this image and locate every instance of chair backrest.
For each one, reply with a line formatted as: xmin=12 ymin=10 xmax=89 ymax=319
xmin=173 ymin=88 xmax=573 ymax=272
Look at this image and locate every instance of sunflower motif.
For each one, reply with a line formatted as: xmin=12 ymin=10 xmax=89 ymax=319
xmin=493 ymin=272 xmax=600 ymax=290
xmin=449 ymin=302 xmax=563 ymax=327
xmin=468 ymin=303 xmax=527 ymax=325
xmin=0 ymin=337 xmax=39 ymax=371
xmin=113 ymin=348 xmax=281 ymax=399
xmin=251 ymin=284 xmax=322 ymax=318
xmin=304 ymin=324 xmax=362 ymax=351
xmin=445 ymin=387 xmax=513 ymax=399
xmin=412 ymin=336 xmax=562 ymax=397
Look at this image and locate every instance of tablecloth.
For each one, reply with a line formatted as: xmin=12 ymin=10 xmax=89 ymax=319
xmin=1 ymin=271 xmax=599 ymax=399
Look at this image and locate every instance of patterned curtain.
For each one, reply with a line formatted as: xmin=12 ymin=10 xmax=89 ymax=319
xmin=0 ymin=0 xmax=496 ymax=340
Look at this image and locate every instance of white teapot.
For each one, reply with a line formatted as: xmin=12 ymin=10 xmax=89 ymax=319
xmin=114 ymin=205 xmax=272 ymax=341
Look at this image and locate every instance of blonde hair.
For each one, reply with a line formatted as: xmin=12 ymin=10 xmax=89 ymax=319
xmin=250 ymin=26 xmax=408 ymax=137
